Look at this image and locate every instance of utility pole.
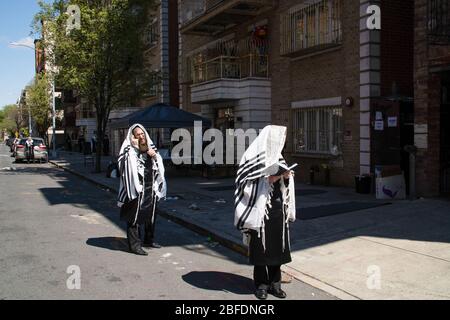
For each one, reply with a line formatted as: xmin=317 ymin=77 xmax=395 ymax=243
xmin=52 ymin=80 xmax=57 ymax=158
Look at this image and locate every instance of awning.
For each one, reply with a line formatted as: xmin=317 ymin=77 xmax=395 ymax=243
xmin=109 ymin=103 xmax=212 ymax=129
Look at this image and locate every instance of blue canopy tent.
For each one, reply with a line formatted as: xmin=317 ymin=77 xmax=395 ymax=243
xmin=109 ymin=103 xmax=211 ymax=162
xmin=109 ymin=103 xmax=211 ymax=129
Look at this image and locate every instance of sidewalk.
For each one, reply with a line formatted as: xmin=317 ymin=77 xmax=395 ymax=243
xmin=50 ymin=152 xmax=450 ymax=300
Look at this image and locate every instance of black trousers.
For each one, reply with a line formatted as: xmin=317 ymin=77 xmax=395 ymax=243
xmin=143 ymin=210 xmax=156 ymax=245
xmin=26 ymin=147 xmax=34 ymax=162
xmin=127 ymin=223 xmax=141 ymax=252
xmin=126 ymin=212 xmax=157 ymax=251
xmin=253 ymin=265 xmax=282 ymax=290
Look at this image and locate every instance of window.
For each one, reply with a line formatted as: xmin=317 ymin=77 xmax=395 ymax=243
xmin=281 ymin=0 xmax=342 ymax=55
xmin=293 ymin=106 xmax=343 ymax=154
xmin=427 ymin=0 xmax=450 ymax=44
xmin=149 ymin=72 xmax=160 ymax=97
xmin=147 ymin=20 xmax=159 ymax=47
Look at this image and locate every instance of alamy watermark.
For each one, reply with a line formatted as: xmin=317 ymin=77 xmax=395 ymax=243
xmin=170 ymin=121 xmax=341 ymax=170
xmin=66 ymin=265 xmax=81 ymax=290
xmin=171 ymin=122 xmax=257 ymax=166
xmin=366 ymin=5 xmax=381 ymax=30
xmin=66 ymin=5 xmax=81 ymax=34
xmin=366 ymin=265 xmax=381 ymax=290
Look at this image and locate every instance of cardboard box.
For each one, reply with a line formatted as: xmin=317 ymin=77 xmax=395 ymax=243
xmin=376 ymin=174 xmax=406 ymax=200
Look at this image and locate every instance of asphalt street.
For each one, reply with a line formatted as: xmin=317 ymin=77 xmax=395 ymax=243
xmin=0 ymin=144 xmax=336 ymax=300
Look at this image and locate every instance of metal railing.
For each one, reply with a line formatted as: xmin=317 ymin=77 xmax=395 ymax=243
xmin=192 ymin=55 xmax=269 ymax=84
xmin=427 ymin=0 xmax=450 ymax=44
xmin=205 ymin=0 xmax=224 ymax=11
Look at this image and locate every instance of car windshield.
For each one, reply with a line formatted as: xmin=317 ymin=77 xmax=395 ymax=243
xmin=19 ymin=139 xmax=44 ymax=145
xmin=33 ymin=139 xmax=44 ymax=145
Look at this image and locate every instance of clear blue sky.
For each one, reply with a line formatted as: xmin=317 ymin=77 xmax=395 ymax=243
xmin=0 ymin=1 xmax=42 ymax=109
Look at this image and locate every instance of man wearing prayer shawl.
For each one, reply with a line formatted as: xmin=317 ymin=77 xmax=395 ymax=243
xmin=234 ymin=125 xmax=296 ymax=300
xmin=117 ymin=124 xmax=167 ymax=256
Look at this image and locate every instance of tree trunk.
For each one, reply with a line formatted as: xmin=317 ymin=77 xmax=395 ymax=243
xmin=95 ymin=116 xmax=103 ymax=173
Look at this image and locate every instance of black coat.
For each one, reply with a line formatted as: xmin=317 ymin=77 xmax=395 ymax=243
xmin=249 ymin=179 xmax=292 ymax=266
xmin=120 ymin=155 xmax=156 ymax=224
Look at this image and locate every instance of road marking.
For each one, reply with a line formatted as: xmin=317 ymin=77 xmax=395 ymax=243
xmin=70 ymin=214 xmax=101 ymax=225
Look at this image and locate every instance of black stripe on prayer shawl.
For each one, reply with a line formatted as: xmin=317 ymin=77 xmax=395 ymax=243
xmin=234 ymin=155 xmax=266 ymax=210
xmin=238 ymin=180 xmax=259 ymax=230
xmin=235 ymin=155 xmax=266 ymax=191
xmin=236 ymin=154 xmax=266 ymax=181
xmin=237 ymin=179 xmax=260 ymax=230
xmin=123 ymin=154 xmax=133 ymax=201
xmin=234 ymin=163 xmax=266 ymax=211
xmin=235 ymin=161 xmax=265 ymax=197
xmin=117 ymin=146 xmax=130 ymax=174
xmin=234 ymin=163 xmax=265 ymax=210
xmin=237 ymin=179 xmax=257 ymax=229
xmin=235 ymin=157 xmax=266 ymax=188
xmin=236 ymin=152 xmax=266 ymax=176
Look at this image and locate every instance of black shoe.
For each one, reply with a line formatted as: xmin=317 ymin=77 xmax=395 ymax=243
xmin=130 ymin=247 xmax=148 ymax=256
xmin=255 ymin=289 xmax=268 ymax=300
xmin=268 ymin=288 xmax=287 ymax=299
xmin=143 ymin=242 xmax=162 ymax=249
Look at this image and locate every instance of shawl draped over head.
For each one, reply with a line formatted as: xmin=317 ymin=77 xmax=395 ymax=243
xmin=234 ymin=125 xmax=296 ymax=248
xmin=117 ymin=123 xmax=167 ymax=208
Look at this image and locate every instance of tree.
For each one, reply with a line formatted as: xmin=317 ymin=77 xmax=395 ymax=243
xmin=26 ymin=74 xmax=53 ymax=145
xmin=34 ymin=0 xmax=157 ymax=172
xmin=0 ymin=104 xmax=23 ymax=136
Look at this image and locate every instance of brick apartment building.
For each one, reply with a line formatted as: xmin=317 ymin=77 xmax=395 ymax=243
xmin=414 ymin=0 xmax=450 ymax=196
xmin=178 ymin=0 xmax=414 ymax=187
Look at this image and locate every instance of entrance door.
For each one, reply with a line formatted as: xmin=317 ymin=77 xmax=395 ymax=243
xmin=371 ymin=99 xmax=414 ymax=194
xmin=440 ymin=73 xmax=450 ymax=194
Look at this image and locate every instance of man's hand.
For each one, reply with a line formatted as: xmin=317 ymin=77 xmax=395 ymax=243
xmin=283 ymin=170 xmax=294 ymax=179
xmin=147 ymin=148 xmax=157 ymax=158
xmin=131 ymin=137 xmax=139 ymax=149
xmin=268 ymin=175 xmax=281 ymax=184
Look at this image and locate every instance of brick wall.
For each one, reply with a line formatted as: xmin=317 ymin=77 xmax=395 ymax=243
xmin=414 ymin=0 xmax=450 ymax=196
xmin=380 ymin=0 xmax=414 ymax=98
xmin=271 ymin=0 xmax=361 ymax=187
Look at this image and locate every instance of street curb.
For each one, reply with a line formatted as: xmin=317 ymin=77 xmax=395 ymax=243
xmin=50 ymin=160 xmax=353 ymax=300
xmin=281 ymin=265 xmax=360 ymax=300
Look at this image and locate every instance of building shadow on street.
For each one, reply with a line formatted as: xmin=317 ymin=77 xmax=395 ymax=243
xmin=28 ymin=165 xmax=249 ymax=266
xmin=181 ymin=271 xmax=254 ymax=295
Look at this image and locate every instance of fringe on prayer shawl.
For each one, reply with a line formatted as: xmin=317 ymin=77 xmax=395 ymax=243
xmin=258 ymin=177 xmax=294 ymax=253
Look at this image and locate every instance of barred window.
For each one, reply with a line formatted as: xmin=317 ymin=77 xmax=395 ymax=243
xmin=293 ymin=106 xmax=343 ymax=155
xmin=427 ymin=0 xmax=450 ymax=44
xmin=281 ymin=0 xmax=342 ymax=55
xmin=147 ymin=20 xmax=159 ymax=47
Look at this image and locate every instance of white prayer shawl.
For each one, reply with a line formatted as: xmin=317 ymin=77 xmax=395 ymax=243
xmin=234 ymin=125 xmax=296 ymax=251
xmin=117 ymin=124 xmax=167 ymax=210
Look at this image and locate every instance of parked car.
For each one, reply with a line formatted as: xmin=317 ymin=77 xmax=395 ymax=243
xmin=15 ymin=138 xmax=48 ymax=163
